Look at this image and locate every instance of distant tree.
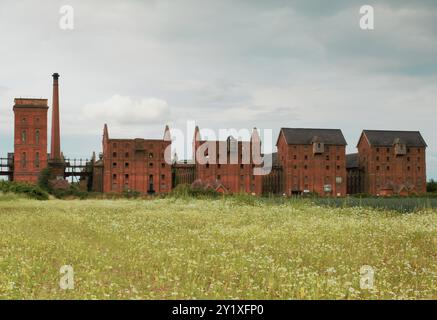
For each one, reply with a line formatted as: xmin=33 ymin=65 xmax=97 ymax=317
xmin=427 ymin=179 xmax=437 ymax=193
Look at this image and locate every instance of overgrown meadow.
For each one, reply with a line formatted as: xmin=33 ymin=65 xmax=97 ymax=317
xmin=0 ymin=194 xmax=435 ymax=299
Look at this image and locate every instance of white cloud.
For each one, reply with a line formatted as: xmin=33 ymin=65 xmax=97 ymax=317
xmin=82 ymin=94 xmax=170 ymax=125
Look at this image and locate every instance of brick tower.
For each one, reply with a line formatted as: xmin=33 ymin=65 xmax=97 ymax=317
xmin=13 ymin=98 xmax=49 ymax=183
xmin=48 ymin=73 xmax=65 ymax=178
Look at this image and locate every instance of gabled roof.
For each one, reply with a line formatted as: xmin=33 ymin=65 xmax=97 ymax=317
xmin=277 ymin=128 xmax=347 ymax=146
xmin=346 ymin=153 xmax=359 ymax=169
xmin=360 ymin=130 xmax=427 ymax=147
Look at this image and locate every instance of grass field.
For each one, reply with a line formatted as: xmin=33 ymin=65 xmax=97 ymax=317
xmin=0 ymin=195 xmax=436 ymax=299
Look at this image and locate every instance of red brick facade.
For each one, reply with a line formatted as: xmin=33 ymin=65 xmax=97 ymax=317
xmin=6 ymin=74 xmax=430 ymax=197
xmin=357 ymin=130 xmax=427 ymax=195
xmin=276 ymin=128 xmax=347 ymax=196
xmin=193 ymin=127 xmax=263 ymax=195
xmin=13 ymin=99 xmax=48 ymax=183
xmin=102 ymin=124 xmax=172 ymax=194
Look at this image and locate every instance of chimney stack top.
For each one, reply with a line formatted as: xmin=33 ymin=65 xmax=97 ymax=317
xmin=52 ymin=73 xmax=60 ymax=80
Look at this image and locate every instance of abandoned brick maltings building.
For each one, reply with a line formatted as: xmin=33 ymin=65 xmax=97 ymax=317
xmin=1 ymin=74 xmax=428 ymax=196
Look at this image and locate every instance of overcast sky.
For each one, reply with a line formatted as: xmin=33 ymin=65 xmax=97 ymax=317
xmin=0 ymin=0 xmax=436 ymax=178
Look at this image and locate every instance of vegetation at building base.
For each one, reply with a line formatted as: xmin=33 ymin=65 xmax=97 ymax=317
xmin=37 ymin=168 xmax=96 ymax=200
xmin=0 ymin=181 xmax=49 ymax=200
xmin=427 ymin=179 xmax=437 ymax=193
xmin=0 ymin=197 xmax=435 ymax=299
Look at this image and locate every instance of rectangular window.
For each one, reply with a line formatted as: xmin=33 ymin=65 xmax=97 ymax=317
xmin=21 ymin=152 xmax=26 ymax=168
xmin=35 ymin=152 xmax=40 ymax=168
xmin=35 ymin=130 xmax=40 ymax=145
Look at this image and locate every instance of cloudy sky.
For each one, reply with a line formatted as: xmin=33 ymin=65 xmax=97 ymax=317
xmin=0 ymin=0 xmax=436 ymax=178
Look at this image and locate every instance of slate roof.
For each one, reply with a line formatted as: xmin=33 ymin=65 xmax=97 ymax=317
xmin=279 ymin=128 xmax=347 ymax=146
xmin=362 ymin=130 xmax=427 ymax=147
xmin=346 ymin=153 xmax=359 ymax=169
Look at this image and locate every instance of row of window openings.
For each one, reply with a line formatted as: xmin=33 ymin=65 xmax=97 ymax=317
xmin=20 ymin=152 xmax=40 ymax=168
xmin=21 ymin=130 xmax=40 ymax=144
xmin=376 ymin=147 xmax=421 ymax=153
xmin=293 ymin=176 xmax=342 ymax=184
xmin=376 ymin=156 xmax=420 ymax=162
xmin=292 ymin=165 xmax=341 ymax=170
xmin=113 ymin=162 xmax=166 ymax=168
xmin=112 ymin=174 xmax=165 ymax=182
xmin=376 ymin=177 xmax=422 ymax=182
xmin=21 ymin=117 xmax=40 ymax=124
xmin=206 ymin=163 xmax=255 ymax=169
xmin=215 ymin=175 xmax=256 ymax=181
xmin=294 ymin=155 xmax=341 ymax=161
xmin=112 ymin=143 xmax=158 ymax=149
xmin=376 ymin=165 xmax=421 ymax=172
xmin=292 ymin=145 xmax=341 ymax=151
xmin=112 ymin=152 xmax=155 ymax=158
xmin=283 ymin=155 xmax=341 ymax=161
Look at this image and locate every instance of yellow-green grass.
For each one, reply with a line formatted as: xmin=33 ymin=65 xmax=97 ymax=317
xmin=0 ymin=196 xmax=435 ymax=299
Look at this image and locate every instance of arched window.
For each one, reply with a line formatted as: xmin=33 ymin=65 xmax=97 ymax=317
xmin=35 ymin=130 xmax=40 ymax=145
xmin=21 ymin=152 xmax=27 ymax=168
xmin=21 ymin=130 xmax=27 ymax=143
xmin=35 ymin=152 xmax=40 ymax=168
xmin=148 ymin=174 xmax=154 ymax=193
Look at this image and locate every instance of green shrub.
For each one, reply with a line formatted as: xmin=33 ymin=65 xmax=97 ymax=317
xmin=228 ymin=193 xmax=261 ymax=206
xmin=0 ymin=181 xmax=49 ymax=200
xmin=170 ymin=184 xmax=220 ymax=199
xmin=122 ymin=189 xmax=141 ymax=199
xmin=427 ymin=179 xmax=437 ymax=193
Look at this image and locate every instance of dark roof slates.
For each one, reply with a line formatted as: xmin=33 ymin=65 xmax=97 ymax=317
xmin=279 ymin=128 xmax=347 ymax=146
xmin=363 ymin=130 xmax=427 ymax=147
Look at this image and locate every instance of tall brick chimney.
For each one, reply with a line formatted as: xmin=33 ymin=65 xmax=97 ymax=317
xmin=50 ymin=73 xmax=61 ymax=160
